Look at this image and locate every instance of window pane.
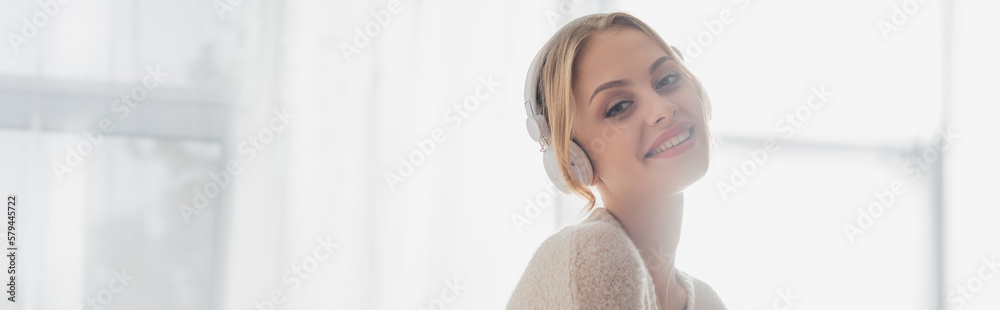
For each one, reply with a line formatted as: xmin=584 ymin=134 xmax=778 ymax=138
xmin=621 ymin=0 xmax=944 ymax=145
xmin=944 ymin=1 xmax=1000 ymax=309
xmin=681 ymin=143 xmax=933 ymax=309
xmin=0 ymin=130 xmax=223 ymax=309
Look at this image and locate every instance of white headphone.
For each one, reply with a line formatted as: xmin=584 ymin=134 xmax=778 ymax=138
xmin=523 ymin=45 xmax=683 ymax=194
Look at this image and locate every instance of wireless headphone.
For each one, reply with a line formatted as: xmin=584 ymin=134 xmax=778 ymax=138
xmin=523 ymin=44 xmax=683 ymax=194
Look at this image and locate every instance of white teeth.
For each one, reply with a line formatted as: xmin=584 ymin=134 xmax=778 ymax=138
xmin=649 ymin=128 xmax=692 ymax=156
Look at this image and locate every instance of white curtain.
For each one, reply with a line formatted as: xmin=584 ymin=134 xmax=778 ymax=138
xmin=219 ymin=0 xmax=599 ymax=309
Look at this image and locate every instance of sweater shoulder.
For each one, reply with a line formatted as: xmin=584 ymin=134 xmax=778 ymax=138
xmin=528 ymin=219 xmax=643 ymax=276
xmin=507 ymin=218 xmax=656 ymax=309
xmin=562 ymin=221 xmax=656 ymax=308
xmin=520 ymin=216 xmax=638 ymax=267
xmin=677 ymin=270 xmax=728 ymax=310
xmin=548 ymin=219 xmax=634 ymax=257
xmin=689 ymin=275 xmax=728 ymax=310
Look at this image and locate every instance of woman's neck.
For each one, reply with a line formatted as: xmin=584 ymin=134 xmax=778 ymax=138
xmin=602 ymin=190 xmax=684 ymax=260
xmin=601 ymin=190 xmax=687 ymax=309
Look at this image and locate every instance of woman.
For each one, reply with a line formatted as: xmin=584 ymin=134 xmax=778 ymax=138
xmin=508 ymin=12 xmax=728 ymax=310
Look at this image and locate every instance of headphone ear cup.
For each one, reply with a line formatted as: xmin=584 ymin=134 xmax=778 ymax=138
xmin=526 ymin=115 xmax=550 ymax=142
xmin=670 ymin=45 xmax=683 ymax=61
xmin=541 ymin=141 xmax=595 ymax=194
xmin=542 ymin=148 xmax=572 ymax=194
xmin=566 ymin=141 xmax=594 ymax=186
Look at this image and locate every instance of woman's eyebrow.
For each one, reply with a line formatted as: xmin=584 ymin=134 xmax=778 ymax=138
xmin=649 ymin=56 xmax=670 ymax=75
xmin=589 ymin=79 xmax=631 ymax=106
xmin=588 ymin=56 xmax=673 ymax=107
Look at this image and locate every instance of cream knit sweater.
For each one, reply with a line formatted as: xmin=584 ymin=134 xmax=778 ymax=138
xmin=507 ymin=207 xmax=728 ymax=310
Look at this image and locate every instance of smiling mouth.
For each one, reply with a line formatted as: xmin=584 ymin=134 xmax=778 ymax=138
xmin=645 ymin=127 xmax=693 ymax=158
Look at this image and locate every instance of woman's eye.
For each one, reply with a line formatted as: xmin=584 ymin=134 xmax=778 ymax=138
xmin=604 ymin=100 xmax=633 ymax=118
xmin=656 ymin=73 xmax=681 ymax=89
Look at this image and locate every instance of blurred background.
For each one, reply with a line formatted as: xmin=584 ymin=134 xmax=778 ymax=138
xmin=1 ymin=0 xmax=998 ymax=309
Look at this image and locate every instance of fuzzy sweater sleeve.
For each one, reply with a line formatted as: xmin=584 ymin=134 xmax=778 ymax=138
xmin=506 ymin=221 xmax=657 ymax=309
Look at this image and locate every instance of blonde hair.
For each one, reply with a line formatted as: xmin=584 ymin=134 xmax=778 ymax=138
xmin=530 ymin=12 xmax=714 ymax=213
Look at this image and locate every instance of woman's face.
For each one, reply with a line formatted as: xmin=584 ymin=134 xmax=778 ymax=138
xmin=571 ymin=27 xmax=710 ymax=201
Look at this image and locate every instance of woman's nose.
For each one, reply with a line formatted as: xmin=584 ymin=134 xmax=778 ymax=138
xmin=646 ymin=98 xmax=678 ymax=127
